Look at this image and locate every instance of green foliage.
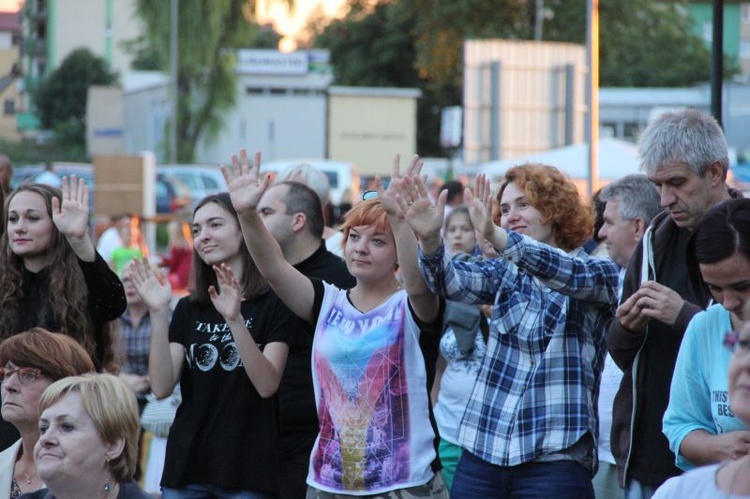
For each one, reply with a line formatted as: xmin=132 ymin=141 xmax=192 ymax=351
xmin=312 ymin=0 xmax=734 ymax=156
xmin=0 ymin=137 xmax=89 ymax=164
xmin=132 ymin=0 xmax=284 ymax=162
xmin=543 ymin=0 xmax=736 ymax=87
xmin=33 ymin=48 xmax=118 ymax=149
xmin=315 ymin=1 xmax=420 ymax=88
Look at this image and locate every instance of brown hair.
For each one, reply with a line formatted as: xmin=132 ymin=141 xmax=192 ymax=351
xmin=0 ymin=184 xmax=118 ymax=370
xmin=190 ymin=193 xmax=269 ymax=303
xmin=341 ymin=198 xmax=390 ymax=250
xmin=499 ymin=163 xmax=593 ymax=251
xmin=0 ymin=327 xmax=95 ymax=379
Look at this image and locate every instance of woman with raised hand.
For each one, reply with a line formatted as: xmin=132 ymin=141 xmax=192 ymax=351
xmin=222 ymin=150 xmax=446 ymax=498
xmin=399 ymin=166 xmax=620 ymax=499
xmin=129 ymin=192 xmax=305 ymax=499
xmin=0 ymin=178 xmax=125 ymax=371
xmin=0 ymin=178 xmax=125 ymax=452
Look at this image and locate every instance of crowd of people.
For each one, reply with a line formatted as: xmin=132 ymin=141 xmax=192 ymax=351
xmin=0 ymin=107 xmax=748 ymax=499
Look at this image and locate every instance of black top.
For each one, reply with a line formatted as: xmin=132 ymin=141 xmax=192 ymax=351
xmin=17 ymin=252 xmax=126 ymax=368
xmin=20 ymin=480 xmax=151 ymax=499
xmin=161 ymin=292 xmax=307 ymax=494
xmin=608 ymin=208 xmax=720 ymax=488
xmin=280 ymin=242 xmax=355 ymax=457
xmin=0 ymin=252 xmax=125 ymax=452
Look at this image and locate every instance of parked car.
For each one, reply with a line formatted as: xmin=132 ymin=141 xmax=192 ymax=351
xmin=156 ymin=164 xmax=226 ymax=208
xmin=156 ymin=174 xmax=192 ymax=214
xmin=10 ymin=163 xmax=95 ymax=214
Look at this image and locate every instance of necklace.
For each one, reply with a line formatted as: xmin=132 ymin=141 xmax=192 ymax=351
xmin=15 ymin=467 xmax=36 ymax=485
xmin=349 ymin=281 xmax=403 ymax=313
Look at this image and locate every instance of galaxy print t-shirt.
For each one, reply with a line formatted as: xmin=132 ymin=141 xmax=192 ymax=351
xmin=308 ymin=281 xmax=436 ymax=495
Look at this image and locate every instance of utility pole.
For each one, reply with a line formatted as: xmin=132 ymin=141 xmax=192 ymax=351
xmin=586 ymin=0 xmax=600 ymax=196
xmin=169 ymin=0 xmax=179 ymax=163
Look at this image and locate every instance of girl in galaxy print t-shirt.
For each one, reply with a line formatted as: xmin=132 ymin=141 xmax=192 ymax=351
xmin=224 ymin=151 xmax=446 ymax=497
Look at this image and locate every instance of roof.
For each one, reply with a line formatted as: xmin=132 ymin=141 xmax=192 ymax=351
xmin=478 ymin=137 xmax=641 ymax=181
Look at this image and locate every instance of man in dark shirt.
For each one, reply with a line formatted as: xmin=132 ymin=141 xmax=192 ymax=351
xmin=258 ymin=180 xmax=355 ymax=499
xmin=607 ymin=109 xmax=739 ymax=498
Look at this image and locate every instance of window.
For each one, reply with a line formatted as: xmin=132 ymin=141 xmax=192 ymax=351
xmin=742 ymin=4 xmax=750 ymax=23
xmin=4 ymin=99 xmax=15 ymax=115
xmin=741 ymin=40 xmax=750 ymax=59
xmin=623 ymin=122 xmax=641 ymax=142
xmin=203 ymin=175 xmax=220 ymax=189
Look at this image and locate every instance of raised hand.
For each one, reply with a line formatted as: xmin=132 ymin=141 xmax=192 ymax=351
xmin=221 ymin=149 xmax=272 ymax=214
xmin=378 ymin=154 xmax=423 ymax=219
xmin=395 ymin=175 xmax=447 ymax=246
xmin=129 ymin=258 xmax=172 ymax=312
xmin=208 ymin=263 xmax=241 ymax=322
xmin=465 ymin=174 xmax=496 ymax=239
xmin=51 ymin=175 xmax=90 ymax=239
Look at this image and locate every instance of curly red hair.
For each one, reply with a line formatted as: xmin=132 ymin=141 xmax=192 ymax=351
xmin=498 ymin=163 xmax=593 ymax=251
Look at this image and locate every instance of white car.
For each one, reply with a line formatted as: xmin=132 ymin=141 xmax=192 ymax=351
xmin=259 ymin=159 xmax=360 ymax=206
xmin=156 ymin=164 xmax=227 ymax=208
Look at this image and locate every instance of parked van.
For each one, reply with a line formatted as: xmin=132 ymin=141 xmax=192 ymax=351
xmin=156 ymin=164 xmax=227 ymax=208
xmin=259 ymin=159 xmax=360 ymax=206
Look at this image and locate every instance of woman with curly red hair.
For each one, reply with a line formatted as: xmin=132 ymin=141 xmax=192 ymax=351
xmin=401 ymin=164 xmax=621 ymax=499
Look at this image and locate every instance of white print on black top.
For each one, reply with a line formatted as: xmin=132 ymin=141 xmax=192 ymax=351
xmin=186 ymin=317 xmax=260 ymax=372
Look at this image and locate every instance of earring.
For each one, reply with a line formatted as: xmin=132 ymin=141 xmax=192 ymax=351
xmin=104 ymin=458 xmax=111 ymax=492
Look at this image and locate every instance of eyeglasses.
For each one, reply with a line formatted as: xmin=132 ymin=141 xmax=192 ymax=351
xmin=0 ymin=366 xmax=44 ymax=384
xmin=362 ymin=190 xmax=379 ymax=201
xmin=723 ymin=331 xmax=750 ymax=355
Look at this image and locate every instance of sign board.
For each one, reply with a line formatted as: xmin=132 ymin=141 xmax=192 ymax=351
xmin=441 ymin=106 xmax=463 ymax=148
xmin=235 ymin=49 xmax=309 ymax=75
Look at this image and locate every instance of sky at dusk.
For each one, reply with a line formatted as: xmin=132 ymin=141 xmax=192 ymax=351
xmin=0 ymin=0 xmax=19 ymax=12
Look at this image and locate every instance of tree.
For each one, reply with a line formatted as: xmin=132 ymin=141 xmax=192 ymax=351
xmin=133 ymin=0 xmax=264 ymax=162
xmin=34 ymin=48 xmax=118 ymax=150
xmin=311 ymin=0 xmax=734 ymax=157
xmin=542 ymin=0 xmax=735 ymax=86
xmin=312 ymin=0 xmax=526 ymax=156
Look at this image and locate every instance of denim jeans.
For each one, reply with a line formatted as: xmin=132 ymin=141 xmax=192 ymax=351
xmin=451 ymin=451 xmax=595 ymax=499
xmin=162 ymin=484 xmax=274 ymax=499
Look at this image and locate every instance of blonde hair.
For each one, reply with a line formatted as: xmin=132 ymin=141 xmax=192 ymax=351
xmin=167 ymin=219 xmax=192 ymax=250
xmin=39 ymin=374 xmax=140 ymax=483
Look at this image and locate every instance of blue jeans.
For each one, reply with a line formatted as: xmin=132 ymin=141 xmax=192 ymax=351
xmin=451 ymin=451 xmax=595 ymax=499
xmin=162 ymin=484 xmax=274 ymax=499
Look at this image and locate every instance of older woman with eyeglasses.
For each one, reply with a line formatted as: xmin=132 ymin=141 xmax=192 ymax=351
xmin=662 ymin=198 xmax=750 ymax=473
xmin=0 ymin=328 xmax=95 ymax=498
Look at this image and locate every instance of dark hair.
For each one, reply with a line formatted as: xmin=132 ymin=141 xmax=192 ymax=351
xmin=0 ymin=327 xmax=95 ymax=380
xmin=591 ymin=189 xmax=606 ymax=244
xmin=190 ymin=193 xmax=269 ymax=303
xmin=688 ymin=199 xmax=750 ymax=295
xmin=0 ymin=187 xmax=4 ymax=239
xmin=441 ymin=181 xmax=464 ymax=204
xmin=498 ymin=163 xmax=593 ymax=251
xmin=279 ymin=181 xmax=325 ymax=238
xmin=0 ymin=184 xmax=118 ymax=371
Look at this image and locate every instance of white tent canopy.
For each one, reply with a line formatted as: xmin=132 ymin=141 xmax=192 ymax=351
xmin=478 ymin=137 xmax=641 ymax=181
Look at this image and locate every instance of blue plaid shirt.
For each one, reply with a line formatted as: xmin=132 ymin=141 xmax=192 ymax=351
xmin=419 ymin=231 xmax=620 ymax=470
